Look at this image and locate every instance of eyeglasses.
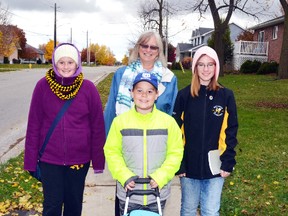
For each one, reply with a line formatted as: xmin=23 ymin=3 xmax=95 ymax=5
xmin=139 ymin=44 xmax=159 ymax=51
xmin=197 ymin=62 xmax=215 ymax=69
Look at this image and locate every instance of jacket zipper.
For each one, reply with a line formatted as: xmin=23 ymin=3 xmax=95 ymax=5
xmin=63 ymin=113 xmax=67 ymax=165
xmin=200 ymin=88 xmax=207 ymax=178
xmin=143 ymin=129 xmax=148 ymax=205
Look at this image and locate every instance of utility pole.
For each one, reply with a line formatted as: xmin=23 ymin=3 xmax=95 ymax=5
xmin=86 ymin=30 xmax=90 ymax=65
xmin=54 ymin=3 xmax=57 ymax=48
xmin=70 ymin=27 xmax=72 ymax=43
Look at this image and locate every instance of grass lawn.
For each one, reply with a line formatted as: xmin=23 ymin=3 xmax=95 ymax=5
xmin=0 ymin=63 xmax=51 ymax=72
xmin=0 ymin=70 xmax=287 ymax=215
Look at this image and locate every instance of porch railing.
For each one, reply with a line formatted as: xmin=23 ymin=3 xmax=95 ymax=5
xmin=234 ymin=41 xmax=268 ymax=56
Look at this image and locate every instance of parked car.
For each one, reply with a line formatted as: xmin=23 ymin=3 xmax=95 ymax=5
xmin=20 ymin=59 xmax=36 ymax=64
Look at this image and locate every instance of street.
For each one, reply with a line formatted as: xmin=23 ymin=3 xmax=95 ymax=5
xmin=0 ymin=66 xmax=119 ymax=163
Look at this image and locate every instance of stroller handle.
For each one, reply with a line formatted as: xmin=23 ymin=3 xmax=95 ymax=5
xmin=134 ymin=177 xmax=151 ymax=184
xmin=124 ymin=177 xmax=162 ymax=215
xmin=126 ymin=188 xmax=160 ymax=197
xmin=127 ymin=177 xmax=160 ymax=197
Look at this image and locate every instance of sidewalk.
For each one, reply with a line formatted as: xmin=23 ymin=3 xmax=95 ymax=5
xmin=1 ymin=138 xmax=181 ymax=215
xmin=82 ymin=165 xmax=181 ymax=215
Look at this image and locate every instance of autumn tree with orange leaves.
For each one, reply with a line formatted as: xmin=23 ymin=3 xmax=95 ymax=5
xmin=44 ymin=39 xmax=58 ymax=63
xmin=81 ymin=43 xmax=116 ymax=66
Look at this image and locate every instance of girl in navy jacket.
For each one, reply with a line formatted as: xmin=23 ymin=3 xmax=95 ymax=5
xmin=173 ymin=46 xmax=238 ymax=216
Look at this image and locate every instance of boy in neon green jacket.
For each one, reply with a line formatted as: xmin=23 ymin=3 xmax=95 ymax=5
xmin=104 ymin=72 xmax=183 ymax=215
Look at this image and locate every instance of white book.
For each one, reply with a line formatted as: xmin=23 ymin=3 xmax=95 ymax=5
xmin=208 ymin=150 xmax=222 ymax=175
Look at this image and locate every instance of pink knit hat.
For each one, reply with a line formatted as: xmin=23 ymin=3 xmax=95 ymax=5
xmin=192 ymin=46 xmax=220 ymax=81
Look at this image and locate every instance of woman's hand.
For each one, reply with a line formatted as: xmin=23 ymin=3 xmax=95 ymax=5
xmin=220 ymin=170 xmax=231 ymax=178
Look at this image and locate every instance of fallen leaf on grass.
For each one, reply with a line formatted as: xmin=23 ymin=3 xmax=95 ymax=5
xmin=19 ymin=195 xmax=33 ymax=209
xmin=241 ymin=209 xmax=248 ymax=214
xmin=11 ymin=182 xmax=19 ymax=187
xmin=0 ymin=200 xmax=11 ymax=213
xmin=12 ymin=192 xmax=23 ymax=199
xmin=273 ymin=181 xmax=279 ymax=185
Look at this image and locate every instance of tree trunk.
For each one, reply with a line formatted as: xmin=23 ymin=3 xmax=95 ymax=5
xmin=214 ymin=24 xmax=226 ymax=77
xmin=208 ymin=0 xmax=233 ymax=77
xmin=278 ymin=4 xmax=288 ymax=79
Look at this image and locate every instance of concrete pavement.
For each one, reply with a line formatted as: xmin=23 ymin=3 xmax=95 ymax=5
xmin=82 ymin=165 xmax=181 ymax=215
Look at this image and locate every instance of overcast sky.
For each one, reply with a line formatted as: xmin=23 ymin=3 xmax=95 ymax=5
xmin=1 ymin=0 xmax=281 ymax=61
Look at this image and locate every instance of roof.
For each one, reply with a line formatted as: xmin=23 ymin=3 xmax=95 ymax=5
xmin=192 ymin=27 xmax=214 ymax=37
xmin=177 ymin=43 xmax=194 ymax=52
xmin=250 ymin=15 xmax=285 ymax=30
xmin=229 ymin=22 xmax=245 ymax=31
xmin=25 ymin=44 xmax=44 ymax=55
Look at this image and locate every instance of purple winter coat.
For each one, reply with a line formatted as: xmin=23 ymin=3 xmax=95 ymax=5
xmin=24 ymin=73 xmax=106 ymax=172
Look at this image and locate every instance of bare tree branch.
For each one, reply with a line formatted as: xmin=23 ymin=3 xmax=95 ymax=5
xmin=0 ymin=3 xmax=11 ymax=25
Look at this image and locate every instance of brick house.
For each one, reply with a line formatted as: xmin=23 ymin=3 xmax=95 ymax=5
xmin=250 ymin=15 xmax=284 ymax=63
xmin=233 ymin=15 xmax=284 ymax=70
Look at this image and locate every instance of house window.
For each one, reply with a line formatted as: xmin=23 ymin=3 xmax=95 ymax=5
xmin=258 ymin=31 xmax=264 ymax=42
xmin=272 ymin=26 xmax=278 ymax=39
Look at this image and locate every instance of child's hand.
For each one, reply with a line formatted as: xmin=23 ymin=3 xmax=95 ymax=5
xmin=220 ymin=170 xmax=230 ymax=178
xmin=125 ymin=180 xmax=135 ymax=191
xmin=150 ymin=179 xmax=158 ymax=188
xmin=178 ymin=173 xmax=186 ymax=177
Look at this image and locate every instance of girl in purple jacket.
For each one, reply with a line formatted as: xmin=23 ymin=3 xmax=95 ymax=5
xmin=24 ymin=43 xmax=106 ymax=216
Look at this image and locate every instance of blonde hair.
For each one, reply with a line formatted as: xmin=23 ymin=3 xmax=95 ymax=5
xmin=129 ymin=31 xmax=167 ymax=67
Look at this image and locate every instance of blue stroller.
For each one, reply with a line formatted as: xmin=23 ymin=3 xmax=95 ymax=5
xmin=123 ymin=178 xmax=162 ymax=216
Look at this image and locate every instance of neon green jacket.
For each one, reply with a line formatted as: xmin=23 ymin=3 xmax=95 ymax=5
xmin=104 ymin=105 xmax=183 ymax=205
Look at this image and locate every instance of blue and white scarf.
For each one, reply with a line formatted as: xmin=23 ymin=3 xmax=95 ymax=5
xmin=115 ymin=59 xmax=163 ymax=115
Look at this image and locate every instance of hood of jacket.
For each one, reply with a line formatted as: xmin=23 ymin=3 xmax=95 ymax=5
xmin=192 ymin=46 xmax=220 ymax=81
xmin=52 ymin=42 xmax=82 ymax=78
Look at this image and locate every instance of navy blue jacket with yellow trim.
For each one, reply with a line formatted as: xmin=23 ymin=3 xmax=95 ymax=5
xmin=172 ymin=84 xmax=238 ymax=179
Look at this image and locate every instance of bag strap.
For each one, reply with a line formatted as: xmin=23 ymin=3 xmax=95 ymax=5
xmin=38 ymin=98 xmax=74 ymax=159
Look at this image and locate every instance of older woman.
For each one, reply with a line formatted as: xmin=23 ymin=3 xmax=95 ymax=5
xmin=104 ymin=30 xmax=178 ymax=135
xmin=104 ymin=31 xmax=178 ymax=216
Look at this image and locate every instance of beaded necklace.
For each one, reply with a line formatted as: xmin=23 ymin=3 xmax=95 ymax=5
xmin=46 ymin=69 xmax=83 ymax=100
